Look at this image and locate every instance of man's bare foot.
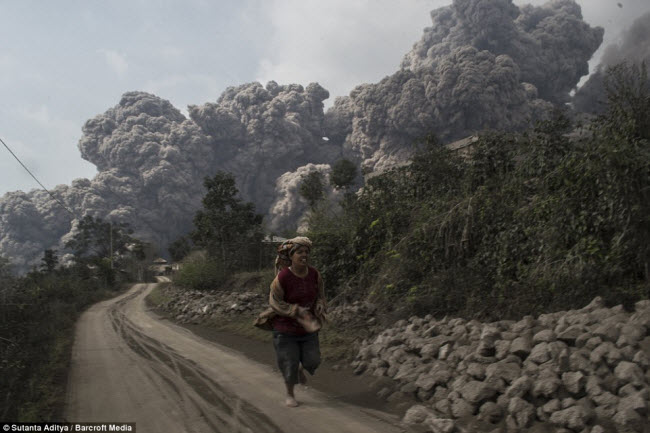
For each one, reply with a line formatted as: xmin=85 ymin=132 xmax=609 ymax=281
xmin=298 ymin=366 xmax=307 ymax=385
xmin=285 ymin=396 xmax=299 ymax=407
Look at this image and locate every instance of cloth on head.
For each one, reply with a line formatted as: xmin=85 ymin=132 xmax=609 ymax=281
xmin=274 ymin=236 xmax=312 ymax=275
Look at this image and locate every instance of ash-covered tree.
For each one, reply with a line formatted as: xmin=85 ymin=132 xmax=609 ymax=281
xmin=299 ymin=171 xmax=325 ymax=209
xmin=65 ymin=215 xmax=141 ymax=284
xmin=191 ymin=172 xmax=263 ymax=270
xmin=39 ymin=249 xmax=58 ymax=274
xmin=329 ymin=158 xmax=358 ymax=190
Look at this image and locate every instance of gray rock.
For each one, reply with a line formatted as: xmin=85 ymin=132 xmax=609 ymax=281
xmin=485 ymin=362 xmax=521 ymax=384
xmin=510 ymin=336 xmax=532 ymax=359
xmin=507 ymin=396 xmax=535 ymax=428
xmin=585 ymin=336 xmax=603 ymax=350
xmin=429 ymin=368 xmax=453 ymax=388
xmin=557 ymin=326 xmax=584 ymax=346
xmin=584 ymin=296 xmax=605 ymax=311
xmin=400 ymin=382 xmax=418 ymax=393
xmin=460 ymin=380 xmax=498 ymax=404
xmin=467 ymin=363 xmax=486 ymax=380
xmin=586 ymin=375 xmax=604 ymax=397
xmin=614 ymin=361 xmax=645 ymax=387
xmin=434 ymin=398 xmax=452 ymax=417
xmin=415 ymin=373 xmax=440 ymax=392
xmin=612 ymin=407 xmax=645 ymax=432
xmin=593 ymin=323 xmax=622 ymax=343
xmin=478 ymin=401 xmax=503 ymax=424
xmin=402 ymin=404 xmax=435 ymax=424
xmin=533 ymin=329 xmax=557 ymax=344
xmin=549 ymin=405 xmax=592 ymax=431
xmin=532 ymin=369 xmax=561 ymax=398
xmin=494 ymin=340 xmax=511 ymax=360
xmin=451 ymin=398 xmax=475 ymax=418
xmin=593 ymin=391 xmax=619 ymax=418
xmin=590 ymin=341 xmax=622 ymax=367
xmin=632 ymin=350 xmax=649 ymax=369
xmin=438 ymin=343 xmax=452 ymax=360
xmin=562 ymin=371 xmax=587 ymax=394
xmin=477 ymin=326 xmax=500 ymax=356
xmin=353 ymin=361 xmax=367 ymax=375
xmin=575 ymin=332 xmax=592 ymax=349
xmin=423 ymin=416 xmax=455 ymax=433
xmin=542 ymin=398 xmax=561 ymax=414
xmin=505 ymin=376 xmax=533 ymax=398
xmin=528 ymin=342 xmax=552 ymax=364
xmin=512 ymin=315 xmax=536 ymax=333
xmin=569 ymin=349 xmax=593 ymax=374
xmin=618 ymin=392 xmax=648 ymax=417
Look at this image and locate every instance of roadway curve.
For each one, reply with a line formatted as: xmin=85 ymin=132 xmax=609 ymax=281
xmin=64 ymin=281 xmax=407 ymax=433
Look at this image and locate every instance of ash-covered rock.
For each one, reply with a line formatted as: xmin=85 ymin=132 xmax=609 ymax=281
xmin=350 ymin=297 xmax=650 ymax=432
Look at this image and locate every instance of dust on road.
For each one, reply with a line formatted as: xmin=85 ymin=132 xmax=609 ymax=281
xmin=64 ymin=282 xmax=407 ymax=433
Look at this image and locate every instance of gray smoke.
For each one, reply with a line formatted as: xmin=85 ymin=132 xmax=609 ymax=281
xmin=0 ymin=0 xmax=606 ymax=271
xmin=188 ymin=81 xmax=340 ymax=213
xmin=0 ymin=92 xmax=217 ymax=271
xmin=324 ymin=0 xmax=602 ymax=173
xmin=268 ymin=163 xmax=340 ymax=232
xmin=573 ymin=11 xmax=650 ymax=113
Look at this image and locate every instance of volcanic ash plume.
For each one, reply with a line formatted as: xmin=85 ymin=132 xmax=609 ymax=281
xmin=324 ymin=0 xmax=603 ymax=174
xmin=188 ymin=81 xmax=340 ymax=213
xmin=0 ymin=92 xmax=217 ymax=271
xmin=268 ymin=163 xmax=341 ymax=233
xmin=573 ymin=11 xmax=650 ymax=114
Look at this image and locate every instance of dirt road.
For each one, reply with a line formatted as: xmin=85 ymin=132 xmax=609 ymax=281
xmin=64 ymin=281 xmax=407 ymax=433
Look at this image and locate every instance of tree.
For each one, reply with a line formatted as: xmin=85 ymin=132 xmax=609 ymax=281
xmin=40 ymin=249 xmax=58 ymax=274
xmin=329 ymin=158 xmax=358 ymax=190
xmin=168 ymin=236 xmax=192 ymax=262
xmin=191 ymin=172 xmax=263 ymax=270
xmin=299 ymin=171 xmax=325 ymax=209
xmin=65 ymin=216 xmax=136 ymax=263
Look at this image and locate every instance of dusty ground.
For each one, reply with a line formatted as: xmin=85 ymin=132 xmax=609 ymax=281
xmin=64 ymin=281 xmax=410 ymax=433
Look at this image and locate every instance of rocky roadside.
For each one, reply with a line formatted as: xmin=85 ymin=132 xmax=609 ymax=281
xmin=353 ymin=297 xmax=650 ymax=433
xmin=153 ymin=285 xmax=650 ymax=433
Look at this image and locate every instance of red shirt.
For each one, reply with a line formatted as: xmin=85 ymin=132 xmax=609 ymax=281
xmin=273 ymin=266 xmax=319 ymax=335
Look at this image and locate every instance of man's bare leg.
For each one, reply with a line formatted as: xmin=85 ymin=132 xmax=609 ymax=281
xmin=285 ymin=382 xmax=298 ymax=407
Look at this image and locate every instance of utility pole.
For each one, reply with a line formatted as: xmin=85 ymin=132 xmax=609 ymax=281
xmin=109 ymin=220 xmax=113 ymax=270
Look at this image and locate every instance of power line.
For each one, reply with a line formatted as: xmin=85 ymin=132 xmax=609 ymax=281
xmin=0 ymin=136 xmax=80 ymax=219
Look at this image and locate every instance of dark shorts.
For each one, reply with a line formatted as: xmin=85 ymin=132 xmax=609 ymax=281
xmin=272 ymin=331 xmax=321 ymax=385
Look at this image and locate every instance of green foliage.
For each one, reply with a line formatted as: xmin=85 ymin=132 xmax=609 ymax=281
xmin=329 ymin=158 xmax=358 ymax=190
xmin=191 ymin=172 xmax=263 ymax=271
xmin=307 ymin=63 xmax=650 ymax=319
xmin=173 ymin=253 xmax=227 ymax=291
xmin=299 ymin=171 xmax=325 ymax=209
xmin=0 ymin=260 xmax=126 ymax=420
xmin=168 ymin=236 xmax=192 ymax=262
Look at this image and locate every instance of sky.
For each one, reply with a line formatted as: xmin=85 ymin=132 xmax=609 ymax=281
xmin=1 ymin=0 xmax=648 ymax=197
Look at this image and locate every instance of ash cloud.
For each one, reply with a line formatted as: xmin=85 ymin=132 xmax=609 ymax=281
xmin=573 ymin=11 xmax=650 ymax=113
xmin=268 ymin=163 xmax=341 ymax=233
xmin=1 ymin=0 xmax=607 ymax=270
xmin=325 ymin=0 xmax=602 ymax=173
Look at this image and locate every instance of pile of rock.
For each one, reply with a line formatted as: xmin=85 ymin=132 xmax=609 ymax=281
xmin=351 ymin=297 xmax=650 ymax=432
xmin=156 ymin=286 xmax=379 ymax=328
xmin=158 ymin=286 xmax=267 ymax=324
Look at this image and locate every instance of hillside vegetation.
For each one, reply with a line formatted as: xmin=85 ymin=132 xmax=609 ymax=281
xmin=307 ymin=63 xmax=650 ymax=321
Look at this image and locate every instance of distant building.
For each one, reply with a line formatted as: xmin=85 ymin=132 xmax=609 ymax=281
xmin=150 ymin=257 xmax=169 ymax=275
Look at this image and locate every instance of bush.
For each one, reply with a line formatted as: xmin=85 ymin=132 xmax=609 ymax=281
xmin=307 ymin=63 xmax=650 ymax=319
xmin=173 ymin=253 xmax=227 ymax=291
